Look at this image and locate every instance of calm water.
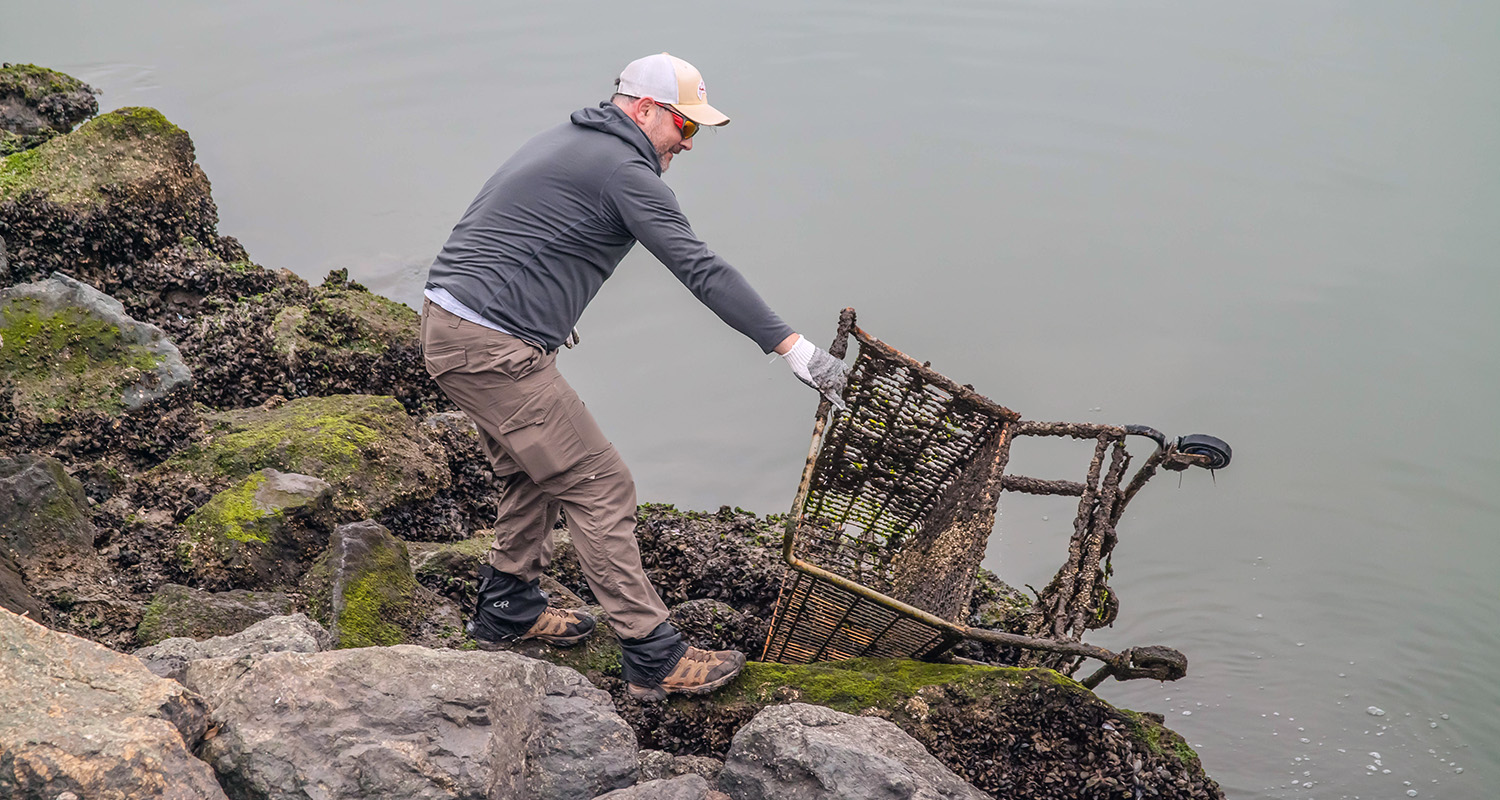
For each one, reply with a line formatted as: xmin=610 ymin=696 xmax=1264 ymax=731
xmin=7 ymin=1 xmax=1498 ymax=796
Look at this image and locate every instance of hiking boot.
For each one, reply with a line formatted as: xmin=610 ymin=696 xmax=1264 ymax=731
xmin=627 ymin=646 xmax=746 ymax=701
xmin=472 ymin=606 xmax=596 ymax=650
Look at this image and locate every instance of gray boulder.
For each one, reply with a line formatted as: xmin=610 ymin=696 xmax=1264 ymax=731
xmin=177 ymin=469 xmax=335 ymax=590
xmin=0 ymin=606 xmax=226 ymax=799
xmin=136 ymin=582 xmax=297 ymax=646
xmin=594 ymin=775 xmax=729 ymax=800
xmin=720 ymin=703 xmax=989 ymax=800
xmin=523 ymin=670 xmax=641 ymax=800
xmin=0 ymin=453 xmax=106 ymax=605
xmin=302 ymin=519 xmax=421 ymax=647
xmin=182 ymin=645 xmax=637 ymax=800
xmin=0 ymin=272 xmax=192 ymax=414
xmin=134 ymin=613 xmax=331 ymax=681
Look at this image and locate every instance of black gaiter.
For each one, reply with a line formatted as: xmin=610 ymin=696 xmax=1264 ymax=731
xmin=468 ymin=566 xmax=549 ymax=641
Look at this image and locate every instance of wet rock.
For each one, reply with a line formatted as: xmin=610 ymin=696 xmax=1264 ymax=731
xmin=634 ymin=505 xmax=787 ymax=620
xmin=411 ymin=531 xmax=585 ymax=617
xmin=181 ymin=645 xmax=637 ymax=800
xmin=134 ymin=612 xmax=331 ymax=682
xmin=0 ymin=606 xmax=226 ymax=799
xmin=411 ymin=533 xmax=492 ymax=604
xmin=951 ymin=567 xmax=1034 ymax=664
xmin=176 ymin=468 xmax=335 ymax=590
xmin=0 ymin=106 xmax=224 ymax=285
xmin=175 ymin=269 xmax=447 ymax=416
xmin=0 ymin=63 xmax=97 ymax=155
xmin=0 ymin=273 xmax=195 ymax=455
xmin=413 ymin=409 xmax=500 ymax=538
xmin=721 ymin=702 xmax=988 ymax=800
xmin=145 ymin=393 xmax=450 ymax=535
xmin=638 ymin=749 xmax=724 ymax=783
xmin=595 ymin=775 xmax=728 ymax=800
xmin=59 ymin=237 xmax=284 ymax=343
xmin=0 ymin=453 xmax=106 ymax=605
xmin=302 ymin=520 xmax=421 ymax=648
xmin=134 ymin=582 xmax=296 ymax=646
xmin=605 ymin=658 xmax=1222 ymax=799
xmin=670 ymin=598 xmax=770 ymax=655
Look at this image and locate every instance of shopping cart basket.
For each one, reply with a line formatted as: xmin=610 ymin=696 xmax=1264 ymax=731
xmin=761 ymin=308 xmax=1231 ymax=687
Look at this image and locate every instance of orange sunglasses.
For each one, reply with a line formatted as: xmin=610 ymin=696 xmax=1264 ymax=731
xmin=655 ymin=102 xmax=699 ymax=139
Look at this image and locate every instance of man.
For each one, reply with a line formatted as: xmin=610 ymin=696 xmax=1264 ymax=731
xmin=420 ymin=53 xmax=847 ymax=701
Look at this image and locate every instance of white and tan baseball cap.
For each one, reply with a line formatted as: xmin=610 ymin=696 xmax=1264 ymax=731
xmin=615 ymin=52 xmax=730 ymax=127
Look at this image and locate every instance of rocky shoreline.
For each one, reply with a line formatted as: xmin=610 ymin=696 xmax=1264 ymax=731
xmin=0 ymin=64 xmax=1224 ymax=799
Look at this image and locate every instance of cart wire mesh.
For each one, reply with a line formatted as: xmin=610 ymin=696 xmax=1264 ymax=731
xmin=763 ymin=312 xmax=1019 ymax=664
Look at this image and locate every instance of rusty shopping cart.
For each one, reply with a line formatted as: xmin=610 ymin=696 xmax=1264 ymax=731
xmin=761 ymin=308 xmax=1231 ymax=687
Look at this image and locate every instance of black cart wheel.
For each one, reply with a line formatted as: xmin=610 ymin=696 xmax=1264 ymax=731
xmin=1176 ymin=434 xmax=1232 ymax=469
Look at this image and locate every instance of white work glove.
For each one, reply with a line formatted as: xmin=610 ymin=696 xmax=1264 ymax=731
xmin=782 ymin=336 xmax=850 ymax=410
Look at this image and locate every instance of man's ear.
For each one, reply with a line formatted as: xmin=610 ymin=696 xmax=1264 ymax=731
xmin=621 ymin=95 xmax=656 ymax=127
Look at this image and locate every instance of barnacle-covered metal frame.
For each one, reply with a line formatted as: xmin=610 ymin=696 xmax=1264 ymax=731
xmin=762 ymin=308 xmax=1228 ymax=687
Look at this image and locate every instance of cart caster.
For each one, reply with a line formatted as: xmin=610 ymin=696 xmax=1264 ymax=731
xmin=1177 ymin=434 xmax=1231 ymax=469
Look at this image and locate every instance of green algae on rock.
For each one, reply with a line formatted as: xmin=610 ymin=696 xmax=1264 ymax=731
xmin=0 ymin=106 xmax=223 ymax=283
xmin=270 ymin=271 xmax=419 ymax=362
xmin=155 ymin=393 xmax=449 ymax=525
xmin=0 ymin=274 xmax=194 ymax=458
xmin=176 ymin=468 xmax=335 ymax=590
xmin=0 ymin=273 xmax=188 ymax=420
xmin=0 ymin=63 xmax=98 ymax=156
xmin=0 ymin=107 xmax=188 ymax=204
xmin=302 ymin=520 xmax=420 ymax=648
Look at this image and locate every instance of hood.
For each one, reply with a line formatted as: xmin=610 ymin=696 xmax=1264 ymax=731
xmin=570 ymin=102 xmax=662 ymax=176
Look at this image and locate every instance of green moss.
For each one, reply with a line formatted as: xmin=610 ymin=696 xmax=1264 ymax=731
xmin=182 ymin=471 xmax=273 ymax=545
xmin=169 ymin=395 xmax=400 ymax=485
xmin=135 ymin=595 xmax=171 ymax=646
xmin=271 ymin=283 xmax=419 ymax=358
xmin=0 ymin=106 xmax=190 ymax=204
xmin=334 ymin=538 xmax=416 ymax=649
xmin=0 ymin=297 xmax=163 ymax=420
xmin=0 ymin=64 xmax=91 ymax=103
xmin=0 ymin=130 xmax=25 ymax=157
xmin=1118 ymin=708 xmax=1200 ymax=765
xmin=723 ymin=658 xmax=1025 ymax=712
xmin=1174 ymin=740 xmax=1199 ymax=762
xmin=412 ymin=536 xmax=490 ymax=582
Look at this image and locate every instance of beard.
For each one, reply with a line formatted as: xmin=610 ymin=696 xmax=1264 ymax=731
xmin=648 ymin=115 xmax=679 ymax=172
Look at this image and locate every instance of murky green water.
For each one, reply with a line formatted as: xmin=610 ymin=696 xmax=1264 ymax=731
xmin=8 ymin=1 xmax=1497 ymax=795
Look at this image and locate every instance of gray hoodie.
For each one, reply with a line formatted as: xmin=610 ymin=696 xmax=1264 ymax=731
xmin=425 ymin=102 xmax=794 ymax=353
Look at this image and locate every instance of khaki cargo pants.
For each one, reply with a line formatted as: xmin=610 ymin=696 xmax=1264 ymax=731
xmin=419 ymin=299 xmax=669 ymax=639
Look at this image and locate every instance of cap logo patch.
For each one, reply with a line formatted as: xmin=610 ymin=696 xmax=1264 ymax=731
xmin=697 ymin=79 xmax=706 ymax=100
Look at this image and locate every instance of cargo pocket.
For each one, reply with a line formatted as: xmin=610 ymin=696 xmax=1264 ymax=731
xmin=496 ymin=379 xmax=606 ymax=483
xmin=478 ymin=339 xmax=543 ymax=380
xmin=424 ymin=348 xmax=467 ymax=378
